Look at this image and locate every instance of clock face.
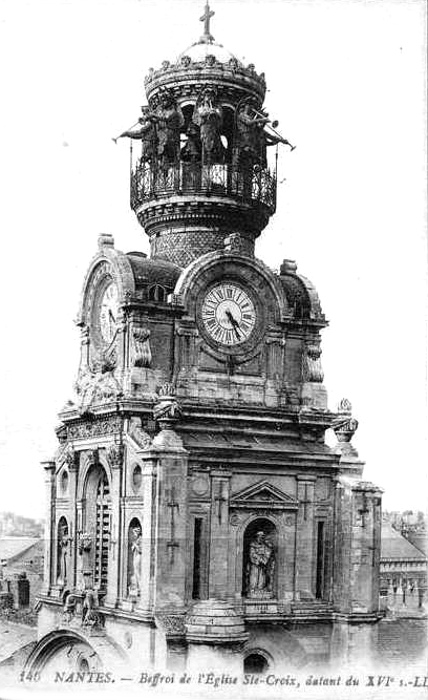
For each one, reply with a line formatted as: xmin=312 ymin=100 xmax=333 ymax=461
xmin=202 ymin=283 xmax=256 ymax=346
xmin=98 ymin=282 xmax=119 ymax=345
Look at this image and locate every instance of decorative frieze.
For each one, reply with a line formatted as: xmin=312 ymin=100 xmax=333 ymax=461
xmin=67 ymin=416 xmax=122 ymax=441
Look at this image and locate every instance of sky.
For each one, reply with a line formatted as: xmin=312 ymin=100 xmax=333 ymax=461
xmin=0 ymin=0 xmax=426 ymax=519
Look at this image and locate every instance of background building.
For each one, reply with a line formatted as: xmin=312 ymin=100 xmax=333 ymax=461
xmin=379 ymin=522 xmax=427 ymax=615
xmin=0 ymin=538 xmax=44 ymax=611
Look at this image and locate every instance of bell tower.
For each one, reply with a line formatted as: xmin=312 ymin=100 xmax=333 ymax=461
xmin=126 ymin=3 xmax=282 ymax=267
xmin=28 ymin=2 xmax=382 ymax=681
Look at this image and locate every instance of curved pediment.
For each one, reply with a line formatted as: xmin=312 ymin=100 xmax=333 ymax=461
xmin=230 ymin=480 xmax=298 ymax=510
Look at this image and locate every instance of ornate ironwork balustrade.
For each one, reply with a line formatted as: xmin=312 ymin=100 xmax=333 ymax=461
xmin=130 ymin=161 xmax=277 ymax=214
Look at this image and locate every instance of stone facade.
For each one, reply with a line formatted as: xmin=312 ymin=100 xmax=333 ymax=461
xmin=28 ymin=4 xmax=383 ymax=679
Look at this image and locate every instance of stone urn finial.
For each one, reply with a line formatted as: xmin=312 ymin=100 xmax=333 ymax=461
xmin=333 ymin=398 xmax=359 ymax=444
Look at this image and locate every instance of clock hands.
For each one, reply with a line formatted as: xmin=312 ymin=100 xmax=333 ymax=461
xmin=108 ymin=309 xmax=116 ymax=324
xmin=225 ymin=309 xmax=241 ymax=339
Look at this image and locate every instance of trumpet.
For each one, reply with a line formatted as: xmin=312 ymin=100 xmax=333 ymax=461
xmin=249 ymin=107 xmax=296 ymax=151
xmin=111 ymin=121 xmax=140 ymax=144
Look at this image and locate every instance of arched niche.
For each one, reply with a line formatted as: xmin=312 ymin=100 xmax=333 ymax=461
xmin=131 ymin=464 xmax=142 ymax=494
xmin=244 ymin=650 xmax=270 ymax=675
xmin=56 ymin=516 xmax=69 ymax=587
xmin=82 ymin=464 xmax=111 ymax=593
xmin=127 ymin=517 xmax=142 ymax=598
xmin=242 ymin=518 xmax=277 ymax=599
xmin=148 ymin=283 xmax=167 ymax=302
xmin=60 ymin=469 xmax=69 ymax=494
xmin=181 ymin=103 xmax=195 ymax=132
xmin=222 ymin=105 xmax=235 ymax=163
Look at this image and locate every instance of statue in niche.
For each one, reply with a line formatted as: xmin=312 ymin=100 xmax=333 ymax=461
xmin=192 ymin=88 xmax=225 ymax=164
xmin=118 ymin=106 xmax=158 ymax=163
xmin=57 ymin=522 xmax=69 ymax=586
xmin=78 ymin=532 xmax=92 ymax=590
xmin=133 ymin=327 xmax=152 ymax=368
xmin=245 ymin=530 xmax=275 ymax=599
xmin=129 ymin=525 xmax=142 ymax=596
xmin=153 ymin=89 xmax=184 ymax=165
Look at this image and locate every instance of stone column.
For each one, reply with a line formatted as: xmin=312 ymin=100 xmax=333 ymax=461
xmin=209 ymin=470 xmax=231 ymax=600
xmin=295 ymin=476 xmax=316 ymax=598
xmin=40 ymin=461 xmax=56 ymax=596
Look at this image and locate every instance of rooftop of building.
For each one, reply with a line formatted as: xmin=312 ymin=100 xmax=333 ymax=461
xmin=0 ymin=538 xmax=41 ymax=563
xmin=381 ymin=523 xmax=427 ymax=562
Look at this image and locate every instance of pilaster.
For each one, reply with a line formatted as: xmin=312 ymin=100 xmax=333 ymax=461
xmin=136 ymin=457 xmax=157 ymax=613
xmin=209 ymin=470 xmax=232 ymax=599
xmin=68 ymin=452 xmax=79 ymax=590
xmin=295 ymin=476 xmax=316 ymax=598
xmin=40 ymin=461 xmax=56 ymax=596
xmin=105 ymin=444 xmax=123 ymax=607
xmin=349 ymin=484 xmax=383 ymax=613
xmin=156 ymin=453 xmax=189 ymax=612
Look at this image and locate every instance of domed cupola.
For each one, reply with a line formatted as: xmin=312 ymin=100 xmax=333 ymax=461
xmin=125 ymin=2 xmax=285 ymax=268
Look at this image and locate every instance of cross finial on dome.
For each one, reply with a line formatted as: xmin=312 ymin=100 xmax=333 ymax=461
xmin=200 ymin=1 xmax=215 ymax=43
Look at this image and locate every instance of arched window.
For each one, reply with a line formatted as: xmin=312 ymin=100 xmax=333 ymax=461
xmin=82 ymin=464 xmax=111 ymax=593
xmin=222 ymin=106 xmax=235 ymax=164
xmin=128 ymin=517 xmax=142 ymax=597
xmin=95 ymin=471 xmax=110 ymax=591
xmin=242 ymin=518 xmax=276 ymax=599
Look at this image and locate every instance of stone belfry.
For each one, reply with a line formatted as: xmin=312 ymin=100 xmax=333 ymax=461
xmin=27 ymin=3 xmax=382 ymax=678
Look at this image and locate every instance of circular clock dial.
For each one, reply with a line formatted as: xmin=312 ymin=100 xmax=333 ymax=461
xmin=99 ymin=282 xmax=119 ymax=344
xmin=202 ymin=283 xmax=256 ymax=345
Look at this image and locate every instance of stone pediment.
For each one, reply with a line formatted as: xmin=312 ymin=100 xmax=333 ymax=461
xmin=230 ymin=480 xmax=298 ymax=511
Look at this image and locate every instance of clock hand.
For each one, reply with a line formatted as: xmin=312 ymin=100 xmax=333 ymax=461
xmin=108 ymin=309 xmax=116 ymax=324
xmin=225 ymin=309 xmax=241 ymax=339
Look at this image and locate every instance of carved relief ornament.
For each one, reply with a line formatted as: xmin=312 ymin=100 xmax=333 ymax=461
xmin=67 ymin=416 xmax=122 ymax=441
xmin=132 ymin=327 xmax=152 ymax=368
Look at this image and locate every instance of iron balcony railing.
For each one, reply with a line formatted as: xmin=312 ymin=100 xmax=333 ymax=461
xmin=130 ymin=162 xmax=277 ymax=213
